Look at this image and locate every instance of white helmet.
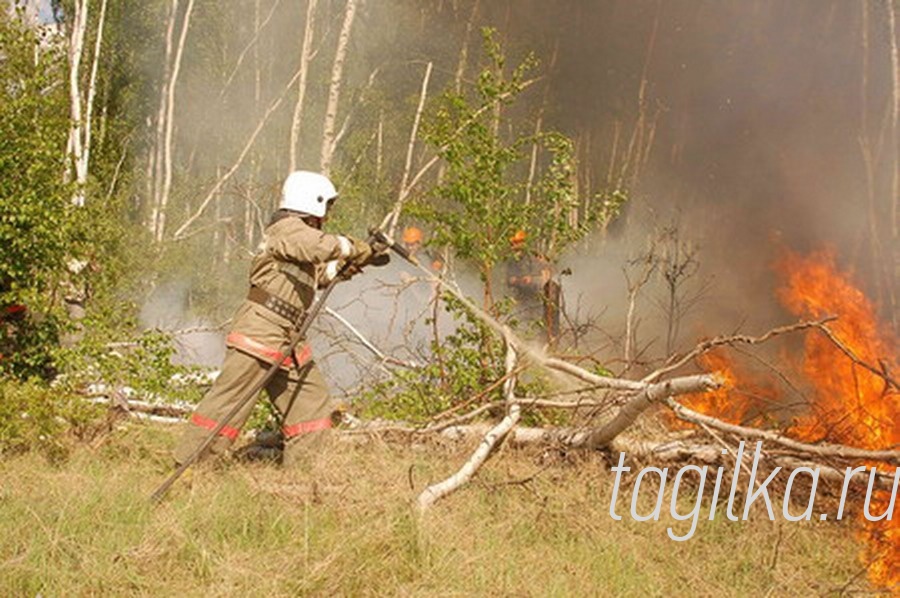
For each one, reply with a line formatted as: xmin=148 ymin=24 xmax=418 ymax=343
xmin=280 ymin=170 xmax=338 ymax=218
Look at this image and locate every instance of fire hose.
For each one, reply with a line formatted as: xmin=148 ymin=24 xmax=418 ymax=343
xmin=149 ymin=228 xmax=410 ymax=503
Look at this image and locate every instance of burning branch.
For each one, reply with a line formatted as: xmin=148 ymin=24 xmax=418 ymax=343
xmin=644 ymin=316 xmax=838 ymax=384
xmin=665 ymin=398 xmax=900 ymax=465
xmin=813 ymin=322 xmax=899 ymax=391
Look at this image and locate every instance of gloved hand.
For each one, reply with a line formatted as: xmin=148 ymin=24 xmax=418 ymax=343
xmin=342 ymin=250 xmax=390 ymax=277
xmin=367 ymin=252 xmax=391 ymax=267
xmin=348 ymin=237 xmax=374 ymax=266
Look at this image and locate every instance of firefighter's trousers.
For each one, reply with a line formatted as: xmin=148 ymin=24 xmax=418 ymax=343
xmin=173 ymin=348 xmax=334 ymax=468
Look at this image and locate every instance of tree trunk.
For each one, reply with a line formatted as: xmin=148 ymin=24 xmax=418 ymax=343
xmin=319 ymin=0 xmax=359 ymax=176
xmin=289 ymin=0 xmax=318 ymax=172
xmin=387 ymin=61 xmax=432 ymax=237
xmin=75 ymin=0 xmax=108 ymax=205
xmin=886 ymin=0 xmax=899 ymax=332
xmin=156 ymin=0 xmax=196 ymax=243
xmin=65 ymin=0 xmax=89 ymax=204
xmin=149 ymin=0 xmax=178 ymax=238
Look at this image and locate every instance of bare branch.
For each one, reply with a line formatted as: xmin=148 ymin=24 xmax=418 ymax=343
xmin=643 ymin=317 xmax=838 ymax=384
xmin=324 ymin=306 xmax=420 ymax=368
xmin=218 ymin=0 xmax=284 ymax=100
xmin=665 ymin=398 xmax=900 ymax=464
xmin=388 ymin=61 xmax=433 ymax=238
xmin=173 ymin=63 xmax=307 ymax=240
xmin=417 ymin=336 xmax=520 ymax=511
xmin=378 ymin=77 xmax=540 ymax=232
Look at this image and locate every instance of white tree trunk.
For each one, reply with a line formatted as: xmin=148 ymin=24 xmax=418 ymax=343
xmin=149 ymin=0 xmax=178 ymax=238
xmin=66 ymin=0 xmax=89 ymax=204
xmin=289 ymin=0 xmax=318 ymax=172
xmin=319 ymin=0 xmax=358 ymax=176
xmin=886 ymin=0 xmax=899 ymax=330
xmin=156 ymin=0 xmax=195 ymax=243
xmin=73 ymin=0 xmax=108 ymax=206
xmin=388 ymin=61 xmax=432 ymax=237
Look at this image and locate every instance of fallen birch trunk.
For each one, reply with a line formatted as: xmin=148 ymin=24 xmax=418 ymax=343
xmin=665 ymin=398 xmax=900 ymax=464
xmin=417 ymin=339 xmax=520 ymax=511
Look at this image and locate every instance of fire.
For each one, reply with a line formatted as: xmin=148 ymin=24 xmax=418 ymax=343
xmin=674 ymin=351 xmax=769 ymax=428
xmin=678 ymin=248 xmax=898 ymax=591
xmin=775 ymin=249 xmax=898 ymax=591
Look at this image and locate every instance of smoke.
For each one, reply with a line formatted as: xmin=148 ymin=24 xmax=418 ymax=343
xmin=139 ymin=1 xmax=896 ymax=385
xmin=140 ymin=280 xmax=225 ymax=368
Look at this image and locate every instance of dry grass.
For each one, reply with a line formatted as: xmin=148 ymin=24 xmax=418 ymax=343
xmin=0 ymin=421 xmax=869 ymax=596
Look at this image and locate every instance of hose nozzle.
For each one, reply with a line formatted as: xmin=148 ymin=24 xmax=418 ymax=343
xmin=369 ymin=228 xmax=420 ymax=266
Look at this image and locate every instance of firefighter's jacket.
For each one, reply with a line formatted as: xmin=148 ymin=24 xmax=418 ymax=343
xmin=226 ymin=215 xmax=349 ymax=370
xmin=507 ymin=252 xmax=551 ymax=292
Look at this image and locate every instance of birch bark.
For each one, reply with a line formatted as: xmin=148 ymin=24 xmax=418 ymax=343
xmin=149 ymin=0 xmax=177 ymax=237
xmin=319 ymin=0 xmax=358 ymax=176
xmin=289 ymin=0 xmax=318 ymax=172
xmin=65 ymin=0 xmax=88 ymax=204
xmin=155 ymin=0 xmax=195 ymax=242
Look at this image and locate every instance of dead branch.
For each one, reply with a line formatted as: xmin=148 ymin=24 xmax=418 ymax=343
xmin=388 ymin=61 xmax=433 ymax=238
xmin=813 ymin=322 xmax=898 ymax=390
xmin=665 ymin=398 xmax=900 ymax=464
xmin=417 ymin=336 xmax=520 ymax=511
xmin=323 ymin=306 xmax=420 ymax=369
xmin=378 ymin=77 xmax=540 ymax=232
xmin=218 ymin=0 xmax=284 ymax=100
xmin=173 ymin=61 xmax=307 ymax=240
xmin=643 ymin=316 xmax=838 ymax=384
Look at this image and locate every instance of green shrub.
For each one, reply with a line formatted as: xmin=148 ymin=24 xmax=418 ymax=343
xmin=0 ymin=379 xmax=101 ymax=460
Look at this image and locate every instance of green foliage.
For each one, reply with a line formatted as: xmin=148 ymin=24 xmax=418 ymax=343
xmin=0 ymin=9 xmax=153 ymax=380
xmin=54 ymin=327 xmax=203 ymax=405
xmin=413 ymin=28 xmax=626 ymax=293
xmin=0 ymin=13 xmax=72 ymax=302
xmin=359 ymin=294 xmax=506 ymax=422
xmin=0 ymin=378 xmax=101 ymax=460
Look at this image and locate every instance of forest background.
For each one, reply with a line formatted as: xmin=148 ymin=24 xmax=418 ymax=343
xmin=0 ymin=0 xmax=898 ymax=594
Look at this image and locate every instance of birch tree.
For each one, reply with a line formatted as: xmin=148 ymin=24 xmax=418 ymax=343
xmin=289 ymin=0 xmax=318 ymax=172
xmin=65 ymin=0 xmax=108 ymax=206
xmin=148 ymin=0 xmax=195 ymax=243
xmin=319 ymin=0 xmax=358 ymax=176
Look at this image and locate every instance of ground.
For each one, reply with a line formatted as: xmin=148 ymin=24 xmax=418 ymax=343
xmin=0 ymin=422 xmax=868 ymax=596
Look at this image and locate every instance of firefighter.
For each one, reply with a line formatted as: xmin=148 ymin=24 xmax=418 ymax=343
xmin=506 ymin=229 xmax=561 ymax=346
xmin=402 ymin=226 xmax=444 ymax=272
xmin=173 ymin=170 xmax=386 ymax=468
xmin=401 ymin=226 xmax=424 ymax=254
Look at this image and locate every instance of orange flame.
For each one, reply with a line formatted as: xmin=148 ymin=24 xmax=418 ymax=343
xmin=674 ymin=351 xmax=770 ymax=428
xmin=677 ymin=248 xmax=897 ymax=591
xmin=775 ymin=249 xmax=898 ymax=591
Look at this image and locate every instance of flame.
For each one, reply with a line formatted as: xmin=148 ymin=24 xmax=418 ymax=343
xmin=775 ymin=249 xmax=898 ymax=591
xmin=677 ymin=248 xmax=897 ymax=591
xmin=674 ymin=351 xmax=769 ymax=428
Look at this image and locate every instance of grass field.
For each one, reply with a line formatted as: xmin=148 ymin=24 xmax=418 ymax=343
xmin=0 ymin=421 xmax=870 ymax=596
